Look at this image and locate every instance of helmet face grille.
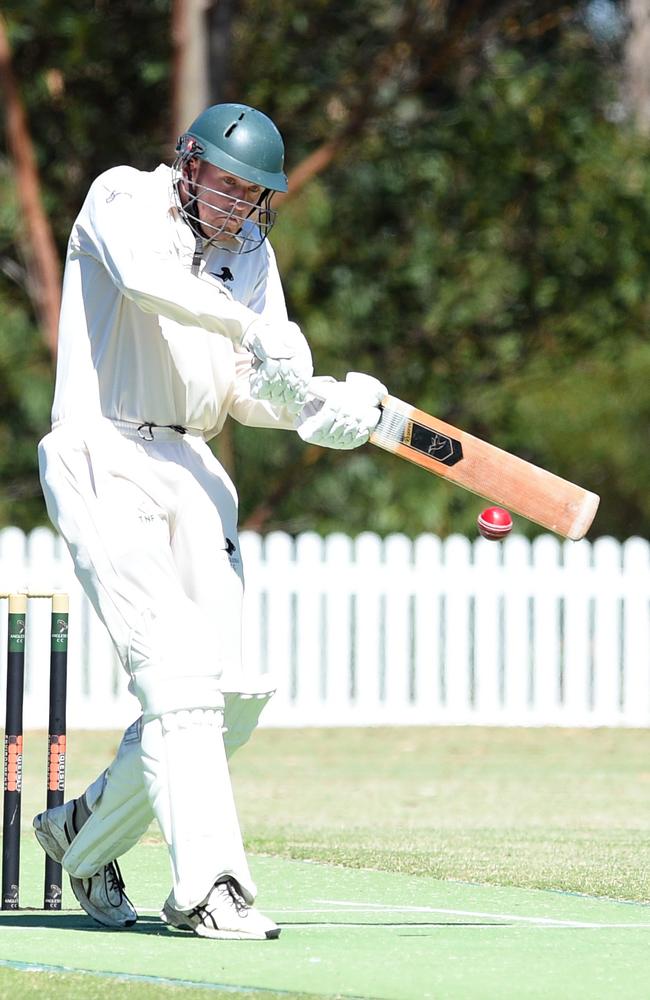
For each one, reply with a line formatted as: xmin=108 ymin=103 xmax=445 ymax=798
xmin=172 ymin=154 xmax=277 ymax=255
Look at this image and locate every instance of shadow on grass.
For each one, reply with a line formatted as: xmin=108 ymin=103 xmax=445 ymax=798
xmin=0 ymin=911 xmax=168 ymax=935
xmin=0 ymin=911 xmax=509 ymax=936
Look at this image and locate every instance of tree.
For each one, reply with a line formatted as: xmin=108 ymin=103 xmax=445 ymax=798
xmin=0 ymin=0 xmax=171 ymax=529
xmin=0 ymin=1 xmax=648 ymax=539
xmin=227 ymin=1 xmax=650 ymax=539
xmin=0 ymin=14 xmax=60 ymax=359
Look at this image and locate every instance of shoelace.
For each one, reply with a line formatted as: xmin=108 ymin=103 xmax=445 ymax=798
xmin=191 ymin=879 xmax=249 ymax=922
xmin=215 ymin=879 xmax=249 ymax=917
xmin=104 ymin=860 xmax=128 ymax=909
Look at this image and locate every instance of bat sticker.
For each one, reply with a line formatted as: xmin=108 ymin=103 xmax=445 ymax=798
xmin=403 ymin=420 xmax=463 ymax=466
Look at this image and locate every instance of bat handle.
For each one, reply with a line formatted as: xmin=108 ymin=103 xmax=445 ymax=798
xmin=303 ymin=378 xmax=388 ymax=411
xmin=304 ymin=377 xmax=328 ymax=403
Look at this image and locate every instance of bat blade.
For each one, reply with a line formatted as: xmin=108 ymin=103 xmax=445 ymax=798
xmin=371 ymin=396 xmax=599 ymax=540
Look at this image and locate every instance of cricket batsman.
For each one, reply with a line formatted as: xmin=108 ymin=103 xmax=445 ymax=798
xmin=32 ymin=103 xmax=386 ymax=939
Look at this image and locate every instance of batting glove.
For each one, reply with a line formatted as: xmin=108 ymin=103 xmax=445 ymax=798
xmin=295 ymin=372 xmax=387 ymax=449
xmin=243 ymin=320 xmax=313 ymax=406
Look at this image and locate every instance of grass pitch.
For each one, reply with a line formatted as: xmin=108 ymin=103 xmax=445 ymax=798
xmin=13 ymin=725 xmax=650 ymax=901
xmin=234 ymin=726 xmax=650 ymax=902
xmin=1 ymin=725 xmax=649 ymax=998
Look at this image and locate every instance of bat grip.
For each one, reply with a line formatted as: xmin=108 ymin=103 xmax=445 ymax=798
xmin=304 ymin=378 xmax=388 ymax=412
xmin=304 ymin=377 xmax=329 ymax=403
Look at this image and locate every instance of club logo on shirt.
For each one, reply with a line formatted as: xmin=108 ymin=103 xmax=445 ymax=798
xmin=224 ymin=537 xmax=240 ymax=567
xmin=213 ymin=266 xmax=234 ymax=284
xmin=105 ymin=190 xmax=133 ymax=204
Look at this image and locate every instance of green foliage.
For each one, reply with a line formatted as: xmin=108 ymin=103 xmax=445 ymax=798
xmin=0 ymin=297 xmax=52 ymax=528
xmin=2 ymin=0 xmax=171 ymax=231
xmin=230 ymin=5 xmax=650 ymax=538
xmin=1 ymin=1 xmax=648 ymax=538
xmin=0 ymin=163 xmax=52 ymax=528
xmin=0 ymin=0 xmax=171 ymax=529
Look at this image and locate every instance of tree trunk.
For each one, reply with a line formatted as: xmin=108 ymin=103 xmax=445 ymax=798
xmin=206 ymin=0 xmax=235 ymax=104
xmin=171 ymin=0 xmax=237 ymax=476
xmin=625 ymin=0 xmax=650 ymax=134
xmin=171 ymin=0 xmax=210 ymax=140
xmin=0 ymin=14 xmax=61 ymax=360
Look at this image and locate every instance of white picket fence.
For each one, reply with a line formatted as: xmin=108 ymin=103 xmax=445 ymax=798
xmin=0 ymin=526 xmax=649 ymax=730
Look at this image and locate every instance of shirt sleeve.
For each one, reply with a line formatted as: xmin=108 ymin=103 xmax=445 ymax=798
xmin=247 ymin=241 xmax=289 ymax=324
xmin=226 ymin=242 xmax=305 ymax=429
xmin=72 ymin=167 xmax=261 ymax=346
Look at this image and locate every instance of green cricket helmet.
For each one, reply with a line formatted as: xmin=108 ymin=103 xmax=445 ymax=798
xmin=173 ymin=103 xmax=287 ymax=255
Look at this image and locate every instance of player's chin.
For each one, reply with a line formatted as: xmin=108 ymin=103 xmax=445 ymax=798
xmin=200 ymin=213 xmax=238 ymax=237
xmin=212 ymin=231 xmax=241 ymax=251
xmin=209 ymin=218 xmax=243 ymax=239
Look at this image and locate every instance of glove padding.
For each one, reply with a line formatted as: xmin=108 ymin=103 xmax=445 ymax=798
xmin=243 ymin=319 xmax=313 ymax=406
xmin=296 ymin=372 xmax=387 ymax=449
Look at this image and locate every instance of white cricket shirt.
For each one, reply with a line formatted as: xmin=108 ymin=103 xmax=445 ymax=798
xmin=52 ymin=164 xmax=298 ymax=439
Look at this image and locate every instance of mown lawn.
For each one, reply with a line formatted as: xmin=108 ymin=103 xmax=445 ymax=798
xmin=8 ymin=725 xmax=650 ymax=901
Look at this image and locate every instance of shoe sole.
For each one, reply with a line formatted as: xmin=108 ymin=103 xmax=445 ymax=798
xmin=160 ymin=908 xmax=280 ymax=940
xmin=70 ymin=876 xmax=137 ymax=929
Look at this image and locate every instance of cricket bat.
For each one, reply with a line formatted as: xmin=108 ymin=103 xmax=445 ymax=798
xmin=370 ymin=395 xmax=599 ymax=540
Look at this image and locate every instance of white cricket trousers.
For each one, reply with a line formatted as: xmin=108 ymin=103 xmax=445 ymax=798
xmin=38 ymin=418 xmax=256 ymax=909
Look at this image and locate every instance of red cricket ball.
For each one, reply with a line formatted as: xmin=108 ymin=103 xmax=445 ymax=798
xmin=477 ymin=506 xmax=513 ymax=540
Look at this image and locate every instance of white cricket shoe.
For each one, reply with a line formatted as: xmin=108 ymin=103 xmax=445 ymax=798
xmin=161 ymin=878 xmax=280 ymax=940
xmin=33 ymin=801 xmax=137 ymax=928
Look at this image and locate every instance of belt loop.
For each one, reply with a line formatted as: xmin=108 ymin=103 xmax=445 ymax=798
xmin=137 ymin=423 xmax=155 ymax=441
xmin=136 ymin=422 xmax=187 ymax=441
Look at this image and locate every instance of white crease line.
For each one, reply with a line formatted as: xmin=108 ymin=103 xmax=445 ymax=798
xmin=308 ymin=899 xmax=650 ymax=929
xmin=273 ymin=920 xmax=650 ymax=930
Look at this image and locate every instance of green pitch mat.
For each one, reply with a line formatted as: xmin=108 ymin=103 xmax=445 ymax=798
xmin=0 ymin=839 xmax=649 ymax=1000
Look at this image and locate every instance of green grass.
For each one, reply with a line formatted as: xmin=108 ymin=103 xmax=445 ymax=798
xmin=11 ymin=725 xmax=649 ymax=903
xmin=231 ymin=726 xmax=650 ymax=901
xmin=3 ymin=725 xmax=650 ymax=999
xmin=0 ymin=968 xmax=322 ymax=1000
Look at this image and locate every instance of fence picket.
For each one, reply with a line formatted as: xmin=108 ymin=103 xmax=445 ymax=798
xmin=592 ymin=538 xmax=623 ymax=724
xmin=23 ymin=529 xmax=59 ymax=728
xmin=354 ymin=532 xmax=384 ymax=719
xmin=413 ymin=534 xmax=443 ymax=722
xmin=562 ymin=540 xmax=592 ymax=726
xmin=294 ymin=532 xmax=325 ymax=717
xmin=502 ymin=535 xmax=532 ymax=723
xmin=473 ymin=538 xmax=502 ymax=720
xmin=621 ymin=537 xmax=650 ymax=724
xmin=530 ymin=535 xmax=562 ymax=724
xmin=258 ymin=532 xmax=294 ymax=724
xmin=383 ymin=535 xmax=413 ymax=721
xmin=322 ymin=534 xmax=354 ymax=721
xmin=442 ymin=535 xmax=473 ymax=722
xmin=0 ymin=527 xmax=648 ymax=729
